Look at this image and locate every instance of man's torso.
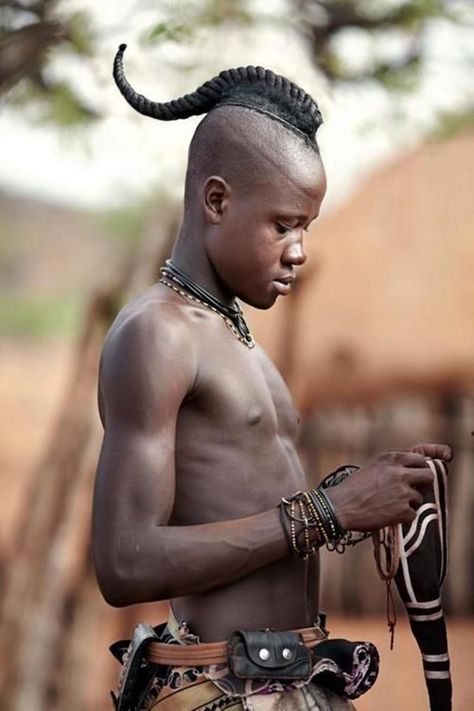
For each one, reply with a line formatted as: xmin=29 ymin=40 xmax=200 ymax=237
xmin=100 ymin=283 xmax=319 ymax=641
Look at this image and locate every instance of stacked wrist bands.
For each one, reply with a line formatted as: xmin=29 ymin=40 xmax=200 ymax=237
xmin=279 ymin=487 xmax=346 ymax=559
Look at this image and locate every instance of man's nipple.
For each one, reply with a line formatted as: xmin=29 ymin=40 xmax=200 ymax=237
xmin=247 ymin=406 xmax=263 ymax=426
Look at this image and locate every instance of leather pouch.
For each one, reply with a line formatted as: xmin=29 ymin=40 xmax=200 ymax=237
xmin=228 ymin=630 xmax=312 ymax=680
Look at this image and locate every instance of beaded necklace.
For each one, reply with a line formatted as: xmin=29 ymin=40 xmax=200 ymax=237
xmin=159 ymin=260 xmax=255 ymax=349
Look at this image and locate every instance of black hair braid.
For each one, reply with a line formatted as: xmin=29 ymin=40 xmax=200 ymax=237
xmin=113 ymin=44 xmax=323 ymax=142
xmin=113 ymin=44 xmax=221 ymax=120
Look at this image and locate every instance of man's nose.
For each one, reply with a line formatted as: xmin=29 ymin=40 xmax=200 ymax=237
xmin=282 ymin=237 xmax=307 ymax=266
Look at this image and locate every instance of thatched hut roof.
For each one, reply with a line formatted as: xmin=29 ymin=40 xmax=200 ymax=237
xmin=246 ymin=130 xmax=474 ymax=411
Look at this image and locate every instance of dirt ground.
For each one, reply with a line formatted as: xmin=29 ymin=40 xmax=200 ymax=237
xmin=1 ymin=339 xmax=473 ymax=710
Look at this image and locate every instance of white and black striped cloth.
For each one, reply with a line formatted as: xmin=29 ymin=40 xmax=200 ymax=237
xmin=395 ymin=459 xmax=451 ymax=711
xmin=321 ymin=458 xmax=451 ymax=711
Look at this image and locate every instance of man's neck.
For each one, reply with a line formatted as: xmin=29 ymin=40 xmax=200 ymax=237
xmin=171 ymin=229 xmax=235 ymax=308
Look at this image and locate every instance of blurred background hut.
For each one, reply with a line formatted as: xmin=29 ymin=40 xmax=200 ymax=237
xmin=1 ymin=1 xmax=473 ymax=710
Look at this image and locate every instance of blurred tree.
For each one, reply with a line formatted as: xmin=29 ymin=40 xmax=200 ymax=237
xmin=0 ymin=0 xmax=98 ymax=125
xmin=0 ymin=0 xmax=252 ymax=126
xmin=293 ymin=0 xmax=471 ymax=90
xmin=1 ymin=0 xmax=472 ymax=128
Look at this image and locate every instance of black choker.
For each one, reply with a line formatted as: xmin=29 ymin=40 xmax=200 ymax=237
xmin=159 ymin=260 xmax=255 ymax=348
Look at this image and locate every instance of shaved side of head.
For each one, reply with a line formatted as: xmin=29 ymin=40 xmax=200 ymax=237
xmin=184 ymin=106 xmax=322 ymax=209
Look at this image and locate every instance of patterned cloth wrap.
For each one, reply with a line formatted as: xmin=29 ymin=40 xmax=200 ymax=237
xmin=111 ymin=609 xmax=379 ymax=711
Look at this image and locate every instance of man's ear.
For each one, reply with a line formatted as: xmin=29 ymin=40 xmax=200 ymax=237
xmin=202 ymin=176 xmax=230 ymax=225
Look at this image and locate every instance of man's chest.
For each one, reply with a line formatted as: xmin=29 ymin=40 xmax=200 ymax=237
xmin=173 ymin=338 xmax=305 ymax=522
xmin=184 ymin=339 xmax=300 ymax=442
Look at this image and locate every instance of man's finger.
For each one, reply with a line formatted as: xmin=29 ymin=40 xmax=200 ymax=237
xmin=409 ymin=443 xmax=453 ymax=462
xmin=404 ymin=466 xmax=434 ymax=491
xmin=397 ymin=451 xmax=430 ymax=468
xmin=408 ymin=488 xmax=424 ymax=509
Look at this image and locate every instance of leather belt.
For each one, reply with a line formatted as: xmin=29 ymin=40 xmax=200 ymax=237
xmin=146 ymin=625 xmax=326 ymax=666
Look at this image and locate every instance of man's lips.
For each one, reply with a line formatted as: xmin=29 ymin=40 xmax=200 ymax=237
xmin=272 ymin=275 xmax=295 ymax=295
xmin=275 ymin=274 xmax=295 ymax=285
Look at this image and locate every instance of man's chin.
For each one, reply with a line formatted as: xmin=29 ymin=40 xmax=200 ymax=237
xmin=238 ymin=292 xmax=278 ymax=311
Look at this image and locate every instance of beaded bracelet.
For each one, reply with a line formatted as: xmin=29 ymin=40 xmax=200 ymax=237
xmin=279 ymin=486 xmax=346 ymax=559
xmin=279 ymin=493 xmax=325 ymax=559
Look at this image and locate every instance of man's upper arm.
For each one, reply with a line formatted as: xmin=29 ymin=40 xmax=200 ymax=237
xmin=92 ymin=304 xmax=197 ymax=600
xmin=101 ymin=305 xmax=196 ymax=436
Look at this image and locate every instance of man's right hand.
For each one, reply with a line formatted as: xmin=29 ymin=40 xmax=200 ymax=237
xmin=324 ymin=451 xmax=434 ymax=532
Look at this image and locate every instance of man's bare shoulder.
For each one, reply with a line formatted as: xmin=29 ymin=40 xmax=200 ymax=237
xmin=99 ymin=284 xmax=198 ymax=408
xmin=106 ymin=283 xmax=195 ymax=347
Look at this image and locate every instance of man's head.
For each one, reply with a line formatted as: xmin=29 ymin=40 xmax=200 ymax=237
xmin=113 ymin=47 xmax=326 ymax=308
xmin=184 ymin=106 xmax=326 ymax=309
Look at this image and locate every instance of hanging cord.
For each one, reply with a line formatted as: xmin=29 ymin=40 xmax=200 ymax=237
xmin=373 ymin=525 xmax=400 ymax=649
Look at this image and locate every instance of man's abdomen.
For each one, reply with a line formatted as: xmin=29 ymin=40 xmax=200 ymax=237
xmin=171 ymin=553 xmax=320 ymax=642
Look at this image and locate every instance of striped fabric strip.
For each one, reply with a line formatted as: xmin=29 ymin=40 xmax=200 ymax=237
xmin=406 ymin=598 xmax=441 ymax=609
xmin=408 ymin=610 xmax=443 ymax=622
xmin=422 ymin=653 xmax=450 ymax=663
xmin=424 ymin=671 xmax=451 ymax=680
xmin=403 ymin=503 xmax=437 ymax=548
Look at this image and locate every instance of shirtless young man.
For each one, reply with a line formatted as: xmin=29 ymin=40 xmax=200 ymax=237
xmin=92 ymin=47 xmax=452 ymax=711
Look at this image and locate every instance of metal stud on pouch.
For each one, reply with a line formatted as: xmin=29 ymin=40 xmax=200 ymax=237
xmin=282 ymin=648 xmax=292 ymax=660
xmin=258 ymin=648 xmax=270 ymax=661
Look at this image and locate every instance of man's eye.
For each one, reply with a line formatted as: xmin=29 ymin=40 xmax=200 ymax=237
xmin=275 ymin=223 xmax=290 ymax=234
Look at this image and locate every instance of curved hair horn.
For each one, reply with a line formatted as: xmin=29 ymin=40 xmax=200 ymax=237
xmin=113 ymin=44 xmax=223 ymax=121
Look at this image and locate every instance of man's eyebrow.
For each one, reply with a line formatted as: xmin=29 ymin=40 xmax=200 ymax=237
xmin=275 ymin=212 xmax=313 ymax=222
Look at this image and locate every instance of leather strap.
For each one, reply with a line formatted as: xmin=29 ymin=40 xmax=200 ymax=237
xmin=146 ymin=625 xmax=326 ymax=666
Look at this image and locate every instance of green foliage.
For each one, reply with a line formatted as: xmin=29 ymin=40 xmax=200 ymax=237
xmin=142 ymin=0 xmax=251 ymax=47
xmin=198 ymin=0 xmax=252 ymax=26
xmin=37 ymin=81 xmax=97 ymax=127
xmin=96 ymin=203 xmax=150 ymax=244
xmin=430 ymin=105 xmax=474 ymax=139
xmin=0 ymin=292 xmax=82 ymax=337
xmin=9 ymin=78 xmax=98 ymax=127
xmin=372 ymin=54 xmax=421 ymax=91
xmin=65 ymin=10 xmax=95 ymax=56
xmin=368 ymin=0 xmax=453 ymax=28
xmin=144 ymin=20 xmax=194 ymax=46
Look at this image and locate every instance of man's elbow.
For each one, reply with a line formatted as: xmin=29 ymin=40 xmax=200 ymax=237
xmin=93 ymin=563 xmax=130 ymax=607
xmin=102 ymin=584 xmax=170 ymax=608
xmin=96 ymin=575 xmax=132 ymax=607
xmin=93 ymin=557 xmax=170 ymax=607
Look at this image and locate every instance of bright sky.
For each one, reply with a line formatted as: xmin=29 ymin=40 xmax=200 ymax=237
xmin=0 ymin=0 xmax=472 ymax=215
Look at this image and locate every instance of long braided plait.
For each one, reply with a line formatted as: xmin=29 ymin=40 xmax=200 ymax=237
xmin=113 ymin=44 xmax=322 ymax=144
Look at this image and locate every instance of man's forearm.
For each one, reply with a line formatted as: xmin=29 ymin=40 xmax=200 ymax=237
xmin=99 ymin=507 xmax=292 ymax=606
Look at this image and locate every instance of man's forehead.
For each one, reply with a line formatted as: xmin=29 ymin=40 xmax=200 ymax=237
xmin=240 ymin=138 xmax=325 ymax=209
xmin=258 ymin=142 xmax=324 ymax=191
